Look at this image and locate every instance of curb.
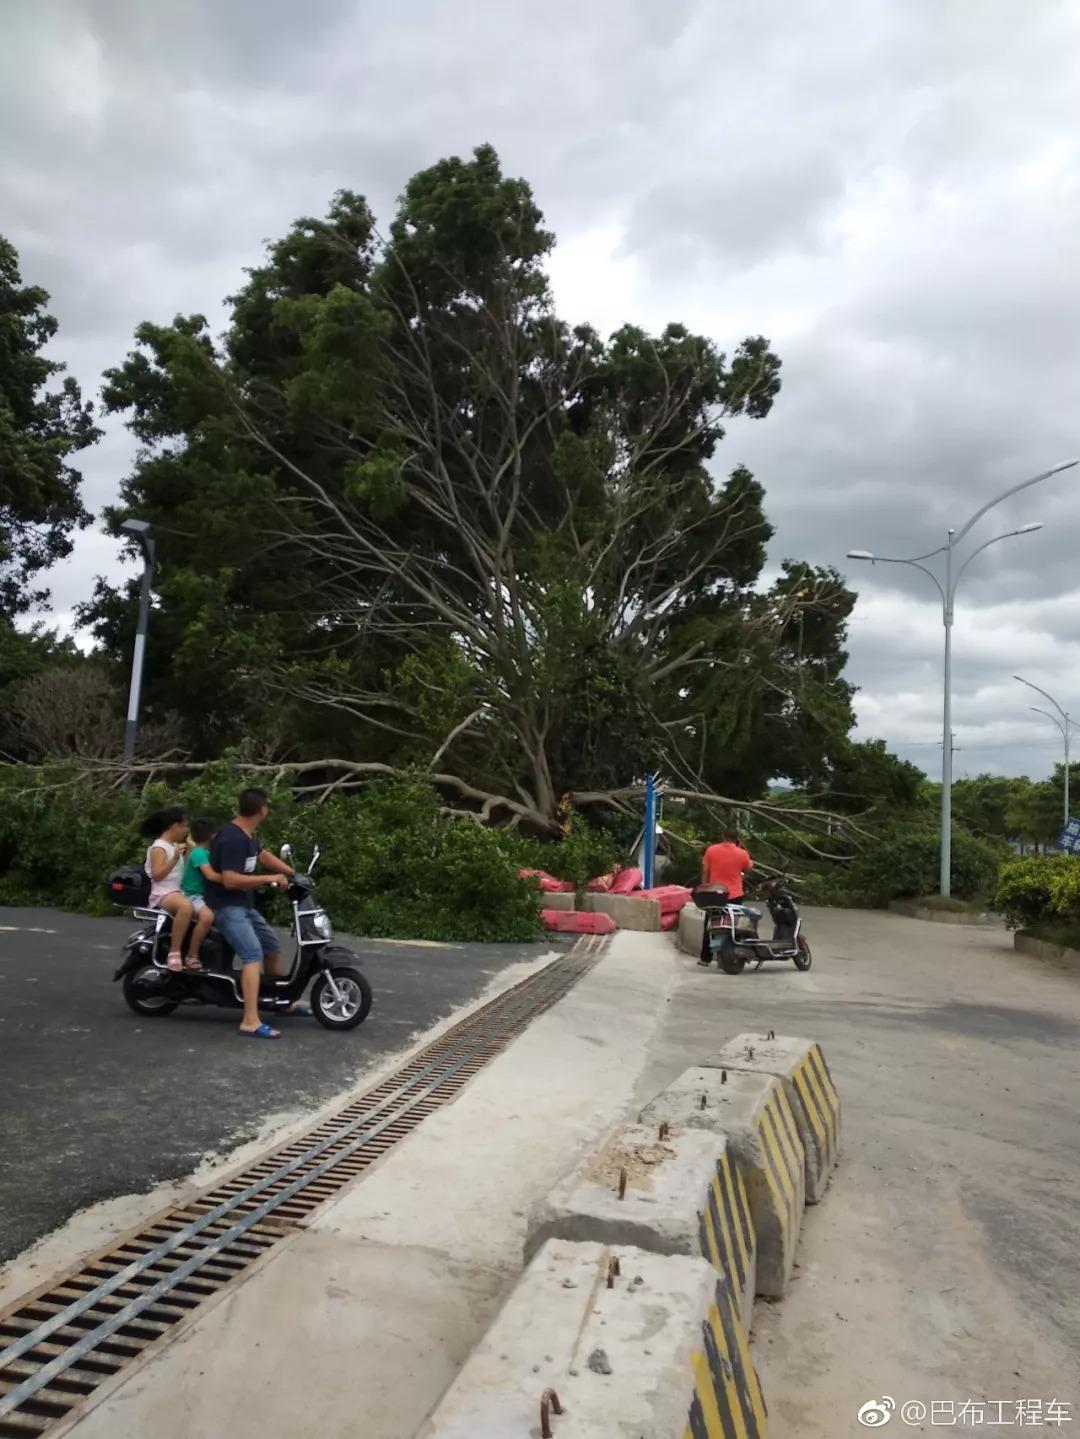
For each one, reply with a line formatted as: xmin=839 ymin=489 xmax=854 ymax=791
xmin=417 ymin=1241 xmax=766 ymax=1439
xmin=641 ymin=1067 xmax=805 ymax=1298
xmin=526 ymin=1120 xmax=757 ymax=1330
xmin=704 ymin=1033 xmax=841 ymax=1203
xmin=1015 ymin=930 xmax=1080 ymax=971
xmin=887 ymin=900 xmax=1002 ymax=927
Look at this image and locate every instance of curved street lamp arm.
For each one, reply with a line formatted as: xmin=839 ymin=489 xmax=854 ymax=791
xmin=950 ymin=528 xmax=1037 ymax=602
xmin=1031 ymin=707 xmax=1068 ymax=741
xmin=854 ymin=554 xmax=947 ymax=607
xmin=1015 ymin=673 xmax=1068 ymax=723
xmin=954 ymin=459 xmax=1079 ymax=547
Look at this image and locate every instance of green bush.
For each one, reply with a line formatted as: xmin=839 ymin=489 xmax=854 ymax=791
xmin=995 ymin=853 xmax=1076 ymax=930
xmin=842 ymin=826 xmax=1000 ymax=907
xmin=511 ymin=823 xmax=622 ymax=894
xmin=0 ymin=764 xmax=543 ymax=942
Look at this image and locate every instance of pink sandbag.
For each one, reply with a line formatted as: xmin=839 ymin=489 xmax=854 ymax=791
xmin=660 ymin=911 xmax=680 ymax=931
xmin=608 ymin=866 xmax=644 ymax=895
xmin=585 ymin=872 xmax=614 ymax=893
xmin=519 ymin=868 xmax=574 ymax=893
xmin=636 ymin=885 xmax=694 ymax=914
xmin=540 ymin=908 xmax=618 ymax=935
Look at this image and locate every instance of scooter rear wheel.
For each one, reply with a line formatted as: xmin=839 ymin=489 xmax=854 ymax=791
xmin=793 ymin=936 xmax=813 ymax=971
xmin=122 ymin=965 xmax=179 ymax=1017
xmin=718 ymin=939 xmax=746 ymax=975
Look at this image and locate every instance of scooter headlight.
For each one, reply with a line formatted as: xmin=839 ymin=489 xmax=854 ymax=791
xmin=302 ymin=909 xmax=332 ymax=942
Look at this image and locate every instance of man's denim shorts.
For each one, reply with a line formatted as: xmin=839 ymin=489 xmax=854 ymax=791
xmin=215 ymin=905 xmax=280 ymax=966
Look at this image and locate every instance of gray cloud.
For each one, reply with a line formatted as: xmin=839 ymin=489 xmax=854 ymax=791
xmin=6 ymin=0 xmax=1080 ymax=777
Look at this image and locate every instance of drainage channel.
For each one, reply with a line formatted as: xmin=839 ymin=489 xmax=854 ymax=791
xmin=0 ymin=936 xmax=607 ymax=1437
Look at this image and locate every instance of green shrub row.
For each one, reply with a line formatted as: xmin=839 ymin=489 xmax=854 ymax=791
xmin=795 ymin=826 xmax=1002 ymax=909
xmin=994 ymin=852 xmax=1080 ymax=931
xmin=0 ymin=762 xmax=622 ymax=944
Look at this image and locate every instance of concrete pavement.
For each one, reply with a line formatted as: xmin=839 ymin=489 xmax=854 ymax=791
xmin=639 ymin=906 xmax=1080 ymax=1434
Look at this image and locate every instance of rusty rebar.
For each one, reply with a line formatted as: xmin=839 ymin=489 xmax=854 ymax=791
xmin=767 ymin=1029 xmax=776 ymax=1040
xmin=607 ymin=1255 xmax=622 ymax=1288
xmin=540 ymin=1388 xmax=564 ymax=1437
xmin=658 ymin=1121 xmax=670 ymax=1140
xmin=721 ymin=1069 xmax=727 ymax=1085
xmin=617 ymin=1167 xmax=628 ymax=1199
xmin=700 ymin=1093 xmax=708 ymax=1110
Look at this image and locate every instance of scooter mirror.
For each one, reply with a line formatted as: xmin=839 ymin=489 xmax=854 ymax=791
xmin=280 ymin=843 xmax=292 ymax=862
xmin=310 ymin=844 xmax=321 ymax=873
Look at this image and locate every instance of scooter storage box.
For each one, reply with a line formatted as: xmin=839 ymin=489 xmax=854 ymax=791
xmin=106 ymin=866 xmax=151 ymax=908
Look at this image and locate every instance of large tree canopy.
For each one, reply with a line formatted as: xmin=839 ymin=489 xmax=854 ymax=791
xmin=87 ymin=145 xmax=856 ymax=831
xmin=0 ymin=236 xmax=98 ymax=613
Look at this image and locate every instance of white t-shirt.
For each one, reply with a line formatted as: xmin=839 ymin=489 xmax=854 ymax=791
xmin=145 ymin=840 xmax=183 ymax=906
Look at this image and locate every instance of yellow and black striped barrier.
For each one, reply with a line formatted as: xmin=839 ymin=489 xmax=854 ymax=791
xmin=684 ymin=1271 xmax=769 ymax=1439
xmin=698 ymin=1144 xmax=757 ymax=1328
xmin=706 ymin=1034 xmax=842 ymax=1204
xmin=642 ymin=1067 xmax=806 ymax=1297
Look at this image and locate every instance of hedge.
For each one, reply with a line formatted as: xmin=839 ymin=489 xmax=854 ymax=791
xmin=0 ymin=762 xmax=620 ymax=944
xmin=994 ymin=853 xmax=1079 ymax=931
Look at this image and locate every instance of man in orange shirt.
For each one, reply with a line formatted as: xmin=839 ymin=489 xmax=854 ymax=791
xmin=698 ymin=829 xmax=754 ymax=965
xmin=701 ymin=829 xmax=754 ymax=900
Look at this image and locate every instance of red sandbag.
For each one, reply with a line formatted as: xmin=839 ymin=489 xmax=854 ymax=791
xmin=636 ymin=885 xmax=694 ymax=914
xmin=519 ymin=868 xmax=574 ymax=893
xmin=541 ymin=908 xmax=618 ymax=935
xmin=660 ymin=911 xmax=680 ymax=931
xmin=608 ymin=866 xmax=643 ymax=895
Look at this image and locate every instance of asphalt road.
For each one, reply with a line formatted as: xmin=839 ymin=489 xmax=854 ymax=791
xmin=0 ymin=906 xmax=555 ymax=1264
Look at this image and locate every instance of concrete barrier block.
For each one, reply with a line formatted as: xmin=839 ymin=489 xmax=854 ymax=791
xmin=587 ymin=892 xmax=663 ymax=931
xmin=640 ymin=1067 xmax=804 ymax=1298
xmin=526 ymin=1121 xmax=756 ymax=1330
xmin=704 ymin=1032 xmax=841 ymax=1204
xmin=677 ymin=902 xmax=705 ymax=957
xmin=417 ymin=1240 xmax=767 ymax=1439
xmin=536 ymin=892 xmax=664 ymax=929
xmin=540 ymin=890 xmax=576 ymax=912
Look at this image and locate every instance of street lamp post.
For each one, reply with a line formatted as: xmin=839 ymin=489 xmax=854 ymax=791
xmin=120 ymin=519 xmax=156 ymax=763
xmin=847 ymin=458 xmax=1078 ymax=896
xmin=1014 ymin=675 xmax=1075 ymax=825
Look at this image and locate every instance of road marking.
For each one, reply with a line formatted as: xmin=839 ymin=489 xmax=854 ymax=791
xmin=0 ymin=926 xmax=58 ymax=934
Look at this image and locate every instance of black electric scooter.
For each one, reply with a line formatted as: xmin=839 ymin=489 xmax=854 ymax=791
xmin=693 ymin=877 xmax=812 ymax=976
xmin=109 ymin=843 xmax=373 ymax=1030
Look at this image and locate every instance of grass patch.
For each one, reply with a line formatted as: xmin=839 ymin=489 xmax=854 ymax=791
xmin=910 ymin=894 xmax=989 ymax=914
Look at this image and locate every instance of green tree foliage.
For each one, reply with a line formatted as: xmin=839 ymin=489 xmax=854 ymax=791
xmin=0 ymin=236 xmax=98 ymax=613
xmin=87 ymin=146 xmax=856 ymax=829
xmin=824 ymin=738 xmax=927 ymax=818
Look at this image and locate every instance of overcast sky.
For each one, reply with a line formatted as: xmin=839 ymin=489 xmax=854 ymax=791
xmin=5 ymin=0 xmax=1080 ymax=779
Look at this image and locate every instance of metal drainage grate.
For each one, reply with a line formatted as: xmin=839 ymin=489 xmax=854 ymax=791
xmin=0 ymin=938 xmax=607 ymax=1437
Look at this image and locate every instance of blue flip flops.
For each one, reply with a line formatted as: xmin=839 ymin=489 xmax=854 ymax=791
xmin=240 ymin=1023 xmax=280 ymax=1039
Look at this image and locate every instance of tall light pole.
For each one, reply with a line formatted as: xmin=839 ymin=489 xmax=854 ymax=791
xmin=120 ymin=519 xmax=155 ymax=762
xmin=847 ymin=457 xmax=1078 ymax=896
xmin=1015 ymin=674 xmax=1075 ymax=825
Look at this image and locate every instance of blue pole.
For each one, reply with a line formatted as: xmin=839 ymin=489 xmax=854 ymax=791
xmin=643 ymin=774 xmax=657 ymax=889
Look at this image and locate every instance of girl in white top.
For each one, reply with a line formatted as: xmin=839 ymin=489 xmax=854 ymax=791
xmin=141 ymin=807 xmax=200 ymax=972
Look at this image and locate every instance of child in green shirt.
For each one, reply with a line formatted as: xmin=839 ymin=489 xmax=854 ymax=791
xmin=182 ymin=818 xmax=220 ymax=967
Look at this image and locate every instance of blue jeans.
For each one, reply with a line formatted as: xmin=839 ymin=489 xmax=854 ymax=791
xmin=215 ymin=905 xmax=280 ymax=967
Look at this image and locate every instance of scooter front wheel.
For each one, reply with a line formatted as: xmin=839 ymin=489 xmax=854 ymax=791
xmin=310 ymin=967 xmax=373 ymax=1030
xmin=793 ymin=936 xmax=813 ymax=971
xmin=122 ymin=964 xmax=179 ymax=1017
